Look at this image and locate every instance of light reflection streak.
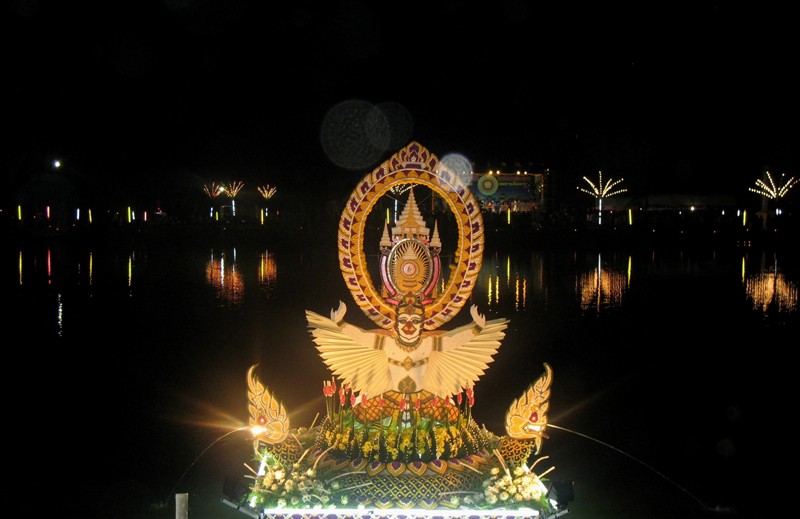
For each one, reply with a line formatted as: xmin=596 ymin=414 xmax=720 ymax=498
xmin=494 ymin=273 xmax=499 ymax=305
xmin=128 ymin=252 xmax=133 ymax=296
xmin=18 ymin=250 xmax=22 ymax=285
xmin=577 ymin=253 xmax=627 ymax=312
xmin=56 ymin=293 xmax=63 ymax=336
xmin=743 ymin=254 xmax=797 ymax=314
xmin=206 ymin=249 xmax=245 ymax=306
xmin=258 ymin=250 xmax=277 ymax=295
xmin=626 ymin=255 xmax=632 ymax=287
xmin=480 ymin=254 xmax=533 ymax=310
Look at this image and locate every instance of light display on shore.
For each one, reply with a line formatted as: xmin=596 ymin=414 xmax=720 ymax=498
xmin=239 ymin=142 xmax=570 ymax=518
xmin=748 ymin=171 xmax=798 ymax=200
xmin=204 ymin=182 xmax=224 ymax=219
xmin=577 ymin=170 xmax=627 ymax=226
xmin=257 ymin=185 xmax=278 ymax=200
xmin=203 ymin=182 xmax=224 ymax=199
xmin=222 ymin=181 xmax=245 ymax=217
xmin=258 ymin=185 xmax=278 ymax=222
xmin=749 ymin=171 xmax=798 ymax=221
xmin=388 ymin=183 xmax=412 ymax=222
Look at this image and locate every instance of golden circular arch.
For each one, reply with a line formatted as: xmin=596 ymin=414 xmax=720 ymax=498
xmin=338 ymin=141 xmax=484 ymax=330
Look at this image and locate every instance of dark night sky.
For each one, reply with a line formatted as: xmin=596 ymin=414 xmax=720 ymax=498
xmin=5 ymin=1 xmax=800 ymax=211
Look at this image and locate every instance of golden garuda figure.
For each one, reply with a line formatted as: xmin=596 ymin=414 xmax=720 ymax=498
xmin=245 ymin=142 xmax=560 ymax=513
xmin=307 ymin=185 xmax=508 ymax=424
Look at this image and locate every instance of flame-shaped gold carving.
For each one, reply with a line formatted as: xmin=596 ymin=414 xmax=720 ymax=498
xmin=247 ymin=364 xmax=290 ymax=444
xmin=505 ymin=363 xmax=552 ymax=453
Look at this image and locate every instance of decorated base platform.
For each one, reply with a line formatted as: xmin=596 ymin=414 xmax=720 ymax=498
xmin=221 ymin=503 xmax=571 ymax=519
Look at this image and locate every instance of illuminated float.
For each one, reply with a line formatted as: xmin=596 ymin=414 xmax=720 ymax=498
xmin=241 ymin=142 xmax=570 ymax=518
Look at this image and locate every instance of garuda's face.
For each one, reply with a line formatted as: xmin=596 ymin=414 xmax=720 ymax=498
xmin=396 ymin=311 xmax=423 ymax=345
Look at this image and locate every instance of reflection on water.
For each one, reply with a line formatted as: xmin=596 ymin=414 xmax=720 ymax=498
xmin=16 ymin=245 xmax=99 ymax=290
xmin=10 ymin=243 xmax=799 ymax=332
xmin=56 ymin=292 xmax=63 ymax=337
xmin=205 ymin=248 xmax=244 ymax=307
xmin=577 ymin=253 xmax=629 ymax=313
xmin=127 ymin=253 xmax=132 ymax=289
xmin=7 ymin=238 xmax=798 ymax=519
xmin=258 ymin=250 xmax=278 ymax=295
xmin=203 ymin=249 xmax=279 ymax=305
xmin=480 ymin=253 xmax=534 ymax=311
xmin=743 ymin=253 xmax=798 ymax=314
xmin=479 ymin=252 xmax=630 ymax=314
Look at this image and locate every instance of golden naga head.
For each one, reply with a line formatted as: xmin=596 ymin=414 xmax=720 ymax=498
xmin=505 ymin=363 xmax=553 ymax=453
xmin=247 ymin=364 xmax=289 ymax=444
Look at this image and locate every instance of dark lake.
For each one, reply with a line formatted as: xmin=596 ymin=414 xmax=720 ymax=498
xmin=5 ymin=226 xmax=797 ymax=519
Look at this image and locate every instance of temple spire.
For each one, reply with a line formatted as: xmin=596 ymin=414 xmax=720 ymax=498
xmin=430 ymin=221 xmax=441 ymax=249
xmin=380 ymin=222 xmax=392 ymax=249
xmin=392 ymin=188 xmax=430 ymax=241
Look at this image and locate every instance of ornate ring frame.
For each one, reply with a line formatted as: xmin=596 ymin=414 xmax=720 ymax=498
xmin=337 ymin=142 xmax=484 ymax=330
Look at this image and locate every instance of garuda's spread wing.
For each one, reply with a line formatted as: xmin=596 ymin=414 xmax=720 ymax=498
xmin=247 ymin=364 xmax=289 ymax=444
xmin=505 ymin=363 xmax=553 ymax=453
xmin=306 ymin=310 xmax=393 ymax=397
xmin=422 ymin=317 xmax=509 ymax=397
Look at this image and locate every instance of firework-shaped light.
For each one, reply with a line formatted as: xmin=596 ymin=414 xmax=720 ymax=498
xmin=203 ymin=182 xmax=224 ymax=199
xmin=203 ymin=182 xmax=224 ymax=219
xmin=258 ymin=185 xmax=278 ymax=223
xmin=749 ymin=171 xmax=798 ymax=201
xmin=223 ymin=181 xmax=245 ymax=198
xmin=221 ymin=181 xmax=245 ymax=217
xmin=257 ymin=185 xmax=277 ymax=200
xmin=577 ymin=170 xmax=627 ymax=225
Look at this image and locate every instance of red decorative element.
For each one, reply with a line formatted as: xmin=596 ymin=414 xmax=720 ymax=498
xmin=350 ymin=394 xmax=357 ymax=406
xmin=361 ymin=394 xmax=367 ymax=404
xmin=257 ymin=415 xmax=266 ymax=425
xmin=529 ymin=411 xmax=539 ymax=423
xmin=414 ymin=398 xmax=421 ymax=410
xmin=457 ymin=393 xmax=463 ymax=405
